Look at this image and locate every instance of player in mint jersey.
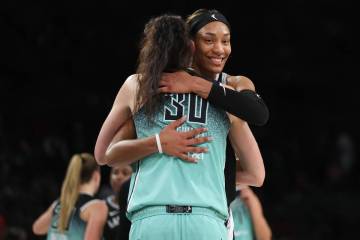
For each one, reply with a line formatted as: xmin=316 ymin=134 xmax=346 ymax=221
xmin=94 ymin=12 xmax=265 ymax=240
xmin=127 ymin=90 xmax=230 ymax=217
xmin=230 ymin=185 xmax=272 ymax=240
xmin=32 ymin=153 xmax=107 ymax=240
xmin=46 ymin=194 xmax=101 ymax=240
xmin=96 ymin=14 xmax=227 ymax=239
xmin=127 ymin=70 xmax=231 ymax=217
xmin=231 ymin=189 xmax=255 ymax=240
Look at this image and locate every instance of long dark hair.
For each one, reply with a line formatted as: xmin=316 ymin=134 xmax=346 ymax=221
xmin=135 ymin=14 xmax=192 ymax=118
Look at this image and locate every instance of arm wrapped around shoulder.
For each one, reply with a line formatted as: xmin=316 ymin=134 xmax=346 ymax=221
xmin=207 ymin=82 xmax=269 ymax=126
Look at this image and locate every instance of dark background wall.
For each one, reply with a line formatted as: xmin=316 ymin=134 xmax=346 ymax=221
xmin=0 ymin=0 xmax=358 ymax=239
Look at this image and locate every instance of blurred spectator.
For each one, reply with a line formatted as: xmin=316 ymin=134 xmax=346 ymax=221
xmin=336 ymin=131 xmax=355 ymax=175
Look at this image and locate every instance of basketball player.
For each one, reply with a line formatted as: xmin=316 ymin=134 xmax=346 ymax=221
xmin=159 ymin=9 xmax=270 ymax=239
xmin=230 ymin=185 xmax=272 ymax=240
xmin=103 ymin=165 xmax=132 ymax=239
xmin=32 ymin=153 xmax=107 ymax=240
xmin=95 ymin=13 xmax=265 ymax=240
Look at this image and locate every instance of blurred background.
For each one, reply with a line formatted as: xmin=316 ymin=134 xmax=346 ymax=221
xmin=0 ymin=0 xmax=358 ymax=239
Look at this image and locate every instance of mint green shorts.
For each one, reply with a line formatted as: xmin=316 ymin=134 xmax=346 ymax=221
xmin=129 ymin=206 xmax=228 ymax=240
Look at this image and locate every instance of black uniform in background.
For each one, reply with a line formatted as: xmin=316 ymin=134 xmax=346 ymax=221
xmin=103 ymin=195 xmax=120 ymax=240
xmin=118 ymin=179 xmax=131 ymax=239
xmin=225 ymin=138 xmax=237 ymax=205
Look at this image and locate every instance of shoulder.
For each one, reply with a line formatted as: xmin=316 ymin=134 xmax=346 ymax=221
xmin=86 ymin=199 xmax=107 ymax=210
xmin=226 ymin=75 xmax=255 ymax=91
xmin=91 ymin=200 xmax=108 ymax=212
xmin=82 ymin=199 xmax=108 ymax=220
xmin=113 ymin=74 xmax=140 ymax=112
xmin=123 ymin=74 xmax=140 ymax=88
xmin=45 ymin=200 xmax=58 ymax=215
xmin=117 ymin=74 xmax=139 ymax=96
xmin=90 ymin=201 xmax=108 ymax=220
xmin=79 ymin=196 xmax=107 ymax=210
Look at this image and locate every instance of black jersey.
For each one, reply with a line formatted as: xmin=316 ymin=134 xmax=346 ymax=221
xmin=216 ymin=72 xmax=237 ymax=206
xmin=118 ymin=179 xmax=131 ymax=239
xmin=103 ymin=195 xmax=120 ymax=240
xmin=225 ymin=140 xmax=237 ymax=205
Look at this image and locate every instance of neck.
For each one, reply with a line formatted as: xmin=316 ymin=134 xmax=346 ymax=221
xmin=192 ymin=64 xmax=217 ymax=80
xmin=79 ymin=183 xmax=96 ymax=196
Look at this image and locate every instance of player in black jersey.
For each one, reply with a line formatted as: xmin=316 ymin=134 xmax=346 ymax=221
xmin=148 ymin=9 xmax=269 ymax=240
xmin=103 ymin=165 xmax=132 ymax=240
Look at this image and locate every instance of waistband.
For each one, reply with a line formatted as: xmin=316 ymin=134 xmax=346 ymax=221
xmin=128 ymin=205 xmax=228 ymax=222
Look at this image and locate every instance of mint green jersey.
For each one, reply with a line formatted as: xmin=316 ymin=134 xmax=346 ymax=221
xmin=47 ymin=194 xmax=101 ymax=240
xmin=230 ymin=195 xmax=255 ymax=240
xmin=127 ymin=92 xmax=230 ymax=220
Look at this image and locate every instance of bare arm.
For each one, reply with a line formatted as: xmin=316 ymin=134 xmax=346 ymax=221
xmin=82 ymin=201 xmax=108 ymax=240
xmin=229 ymin=116 xmax=265 ymax=187
xmin=159 ymin=71 xmax=269 ymax=125
xmin=105 ymin=116 xmax=210 ymax=167
xmin=240 ymin=187 xmax=272 ymax=240
xmin=161 ymin=72 xmax=266 ymax=184
xmin=159 ymin=71 xmax=255 ymax=99
xmin=96 ymin=74 xmax=211 ymax=167
xmin=32 ymin=202 xmax=56 ymax=235
xmin=94 ymin=75 xmax=137 ymax=165
xmin=226 ymin=75 xmax=255 ymax=91
xmin=159 ymin=71 xmax=213 ymax=99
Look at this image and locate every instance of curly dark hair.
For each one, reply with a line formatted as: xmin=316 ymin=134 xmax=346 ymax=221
xmin=135 ymin=14 xmax=192 ymax=118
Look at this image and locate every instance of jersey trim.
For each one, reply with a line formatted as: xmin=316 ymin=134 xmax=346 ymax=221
xmin=80 ymin=199 xmax=103 ymax=212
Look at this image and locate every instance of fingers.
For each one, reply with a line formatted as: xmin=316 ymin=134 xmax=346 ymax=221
xmin=162 ymin=72 xmax=180 ymax=79
xmin=158 ymin=79 xmax=170 ymax=93
xmin=182 ymin=127 xmax=208 ymax=138
xmin=161 ymin=117 xmax=212 ymax=162
xmin=178 ymin=153 xmax=198 ymax=163
xmin=186 ymin=136 xmax=213 ymax=146
xmin=162 ymin=72 xmax=171 ymax=78
xmin=160 ymin=74 xmax=173 ymax=85
xmin=167 ymin=116 xmax=187 ymax=129
xmin=185 ymin=146 xmax=208 ymax=153
xmin=159 ymin=80 xmax=168 ymax=87
xmin=159 ymin=78 xmax=169 ymax=86
xmin=158 ymin=87 xmax=169 ymax=93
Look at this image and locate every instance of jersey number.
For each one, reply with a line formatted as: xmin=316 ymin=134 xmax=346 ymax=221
xmin=164 ymin=94 xmax=208 ymax=124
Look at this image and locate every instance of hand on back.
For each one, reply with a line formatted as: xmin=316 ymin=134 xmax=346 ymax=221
xmin=159 ymin=116 xmax=212 ymax=163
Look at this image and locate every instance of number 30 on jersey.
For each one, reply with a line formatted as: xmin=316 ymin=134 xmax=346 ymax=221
xmin=164 ymin=93 xmax=208 ymax=125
